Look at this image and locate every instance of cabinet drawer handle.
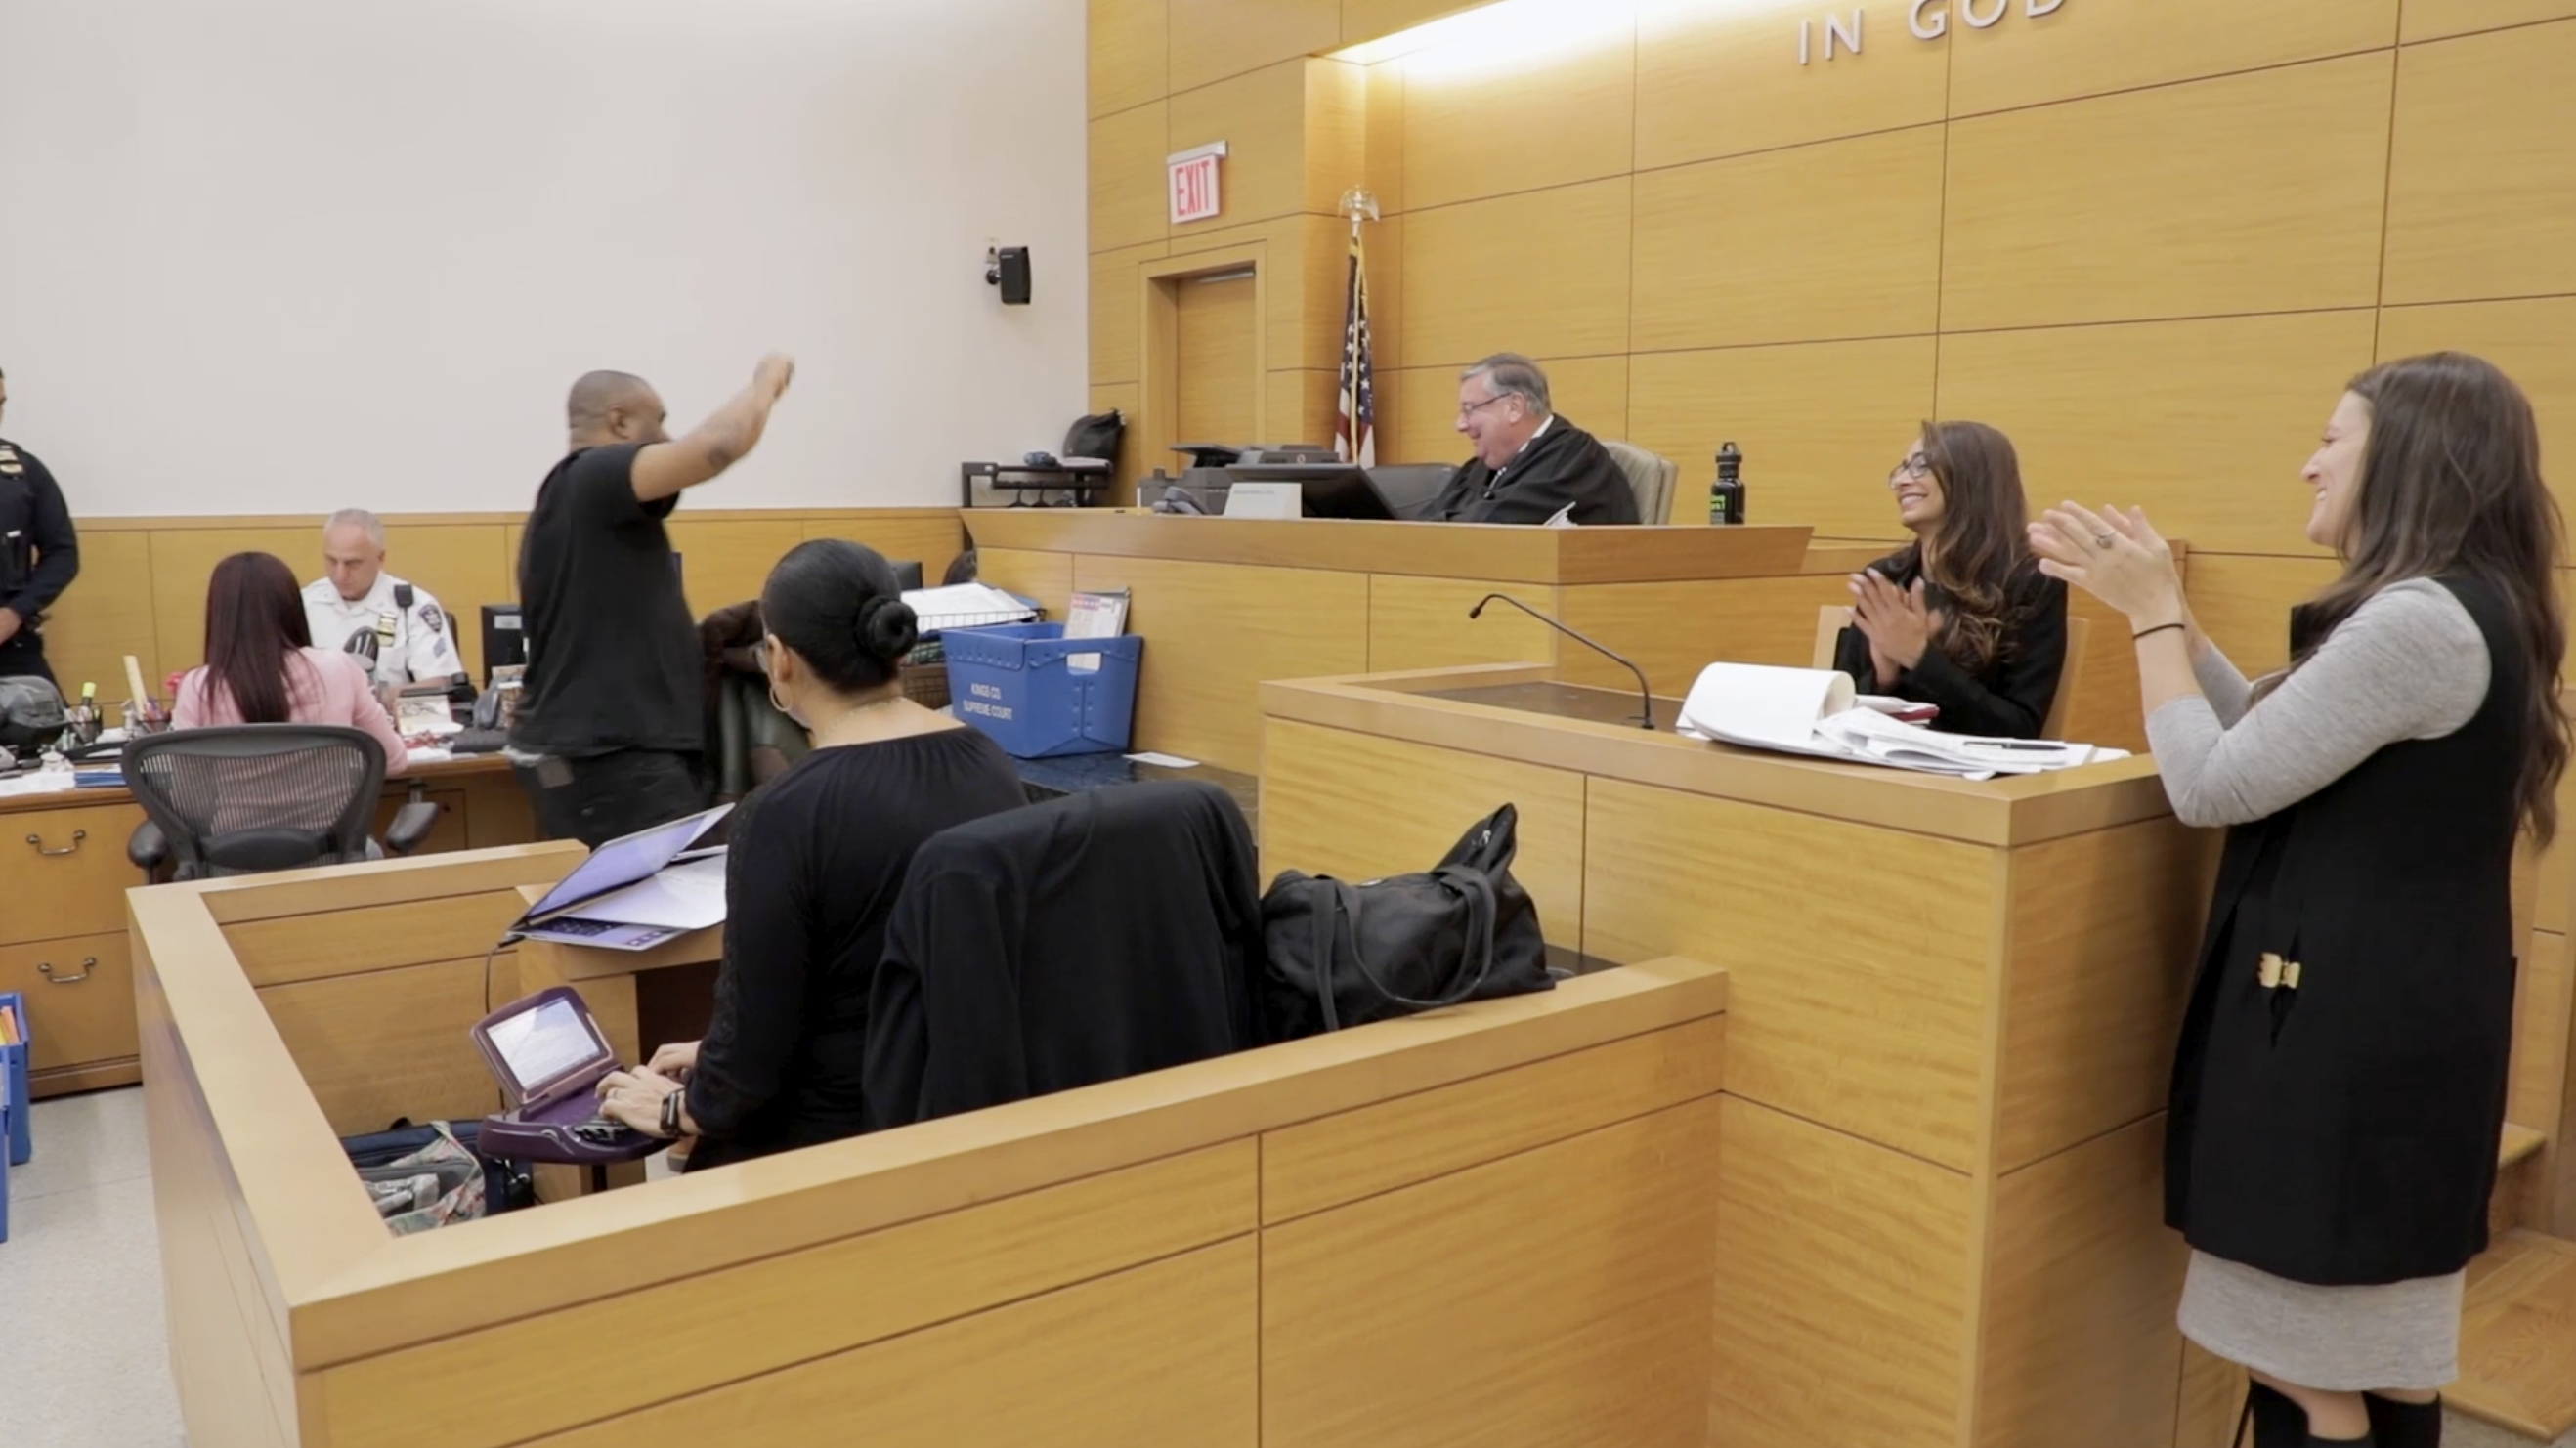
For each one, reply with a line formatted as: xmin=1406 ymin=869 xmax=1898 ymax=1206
xmin=24 ymin=829 xmax=87 ymax=857
xmin=39 ymin=957 xmax=96 ymax=985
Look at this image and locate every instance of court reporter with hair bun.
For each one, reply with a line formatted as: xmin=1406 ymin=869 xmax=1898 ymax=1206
xmin=1831 ymin=420 xmax=2068 ymax=739
xmin=590 ymin=540 xmax=1026 ymax=1169
xmin=2030 ymin=353 xmax=2569 ymax=1448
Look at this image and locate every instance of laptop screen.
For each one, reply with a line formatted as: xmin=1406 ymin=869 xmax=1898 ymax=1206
xmin=513 ymin=802 xmax=732 ymax=928
xmin=486 ymin=996 xmax=602 ymax=1091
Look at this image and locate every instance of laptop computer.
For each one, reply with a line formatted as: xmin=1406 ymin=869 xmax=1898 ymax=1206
xmin=503 ymin=802 xmax=732 ymax=944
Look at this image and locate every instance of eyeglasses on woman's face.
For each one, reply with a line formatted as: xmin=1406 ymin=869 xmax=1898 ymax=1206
xmin=1886 ymin=452 xmax=1932 ymax=488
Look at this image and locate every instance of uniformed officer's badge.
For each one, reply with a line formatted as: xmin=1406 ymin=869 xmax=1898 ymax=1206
xmin=419 ymin=603 xmax=445 ymax=634
xmin=0 ymin=447 xmax=20 ymax=476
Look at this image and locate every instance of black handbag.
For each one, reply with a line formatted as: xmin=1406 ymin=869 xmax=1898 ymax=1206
xmin=1259 ymin=804 xmax=1553 ymax=1040
xmin=1062 ymin=409 xmax=1125 ymax=462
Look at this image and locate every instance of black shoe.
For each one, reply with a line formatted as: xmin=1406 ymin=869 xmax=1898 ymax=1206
xmin=2242 ymin=1383 xmax=2309 ymax=1446
xmin=2363 ymin=1394 xmax=2440 ymax=1448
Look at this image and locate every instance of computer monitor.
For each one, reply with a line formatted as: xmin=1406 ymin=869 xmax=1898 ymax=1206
xmin=480 ymin=605 xmax=526 ymax=684
xmin=1224 ymin=463 xmax=1397 ymax=522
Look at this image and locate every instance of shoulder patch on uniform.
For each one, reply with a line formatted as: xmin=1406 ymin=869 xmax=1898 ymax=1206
xmin=419 ymin=603 xmax=446 ymax=634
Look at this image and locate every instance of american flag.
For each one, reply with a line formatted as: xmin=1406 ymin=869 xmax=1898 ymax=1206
xmin=1334 ymin=230 xmax=1376 ymax=468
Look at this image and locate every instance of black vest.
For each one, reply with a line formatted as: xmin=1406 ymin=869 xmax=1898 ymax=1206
xmin=2166 ymin=575 xmax=2523 ymax=1285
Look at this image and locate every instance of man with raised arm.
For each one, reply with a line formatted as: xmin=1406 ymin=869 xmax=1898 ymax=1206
xmin=510 ymin=356 xmax=794 ymax=846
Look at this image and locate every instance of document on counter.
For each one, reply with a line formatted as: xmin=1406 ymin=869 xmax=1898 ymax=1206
xmin=901 ymin=583 xmax=1040 ymax=633
xmin=515 ymin=855 xmax=728 ymax=951
xmin=1674 ymin=662 xmax=2121 ymax=780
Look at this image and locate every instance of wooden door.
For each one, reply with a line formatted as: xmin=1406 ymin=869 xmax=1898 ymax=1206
xmin=1174 ymin=269 xmax=1258 ymax=448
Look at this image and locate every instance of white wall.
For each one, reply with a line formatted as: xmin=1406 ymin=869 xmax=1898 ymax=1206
xmin=0 ymin=0 xmax=1089 ymax=515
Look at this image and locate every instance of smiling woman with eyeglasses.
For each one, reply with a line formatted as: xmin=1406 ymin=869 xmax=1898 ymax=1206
xmin=1828 ymin=420 xmax=2068 ymax=739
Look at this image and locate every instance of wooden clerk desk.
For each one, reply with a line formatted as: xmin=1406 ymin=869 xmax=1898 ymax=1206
xmin=1258 ymin=664 xmax=2221 ymax=1448
xmin=0 ymin=751 xmax=531 ymax=1100
xmin=130 ymin=841 xmax=1732 ymax=1448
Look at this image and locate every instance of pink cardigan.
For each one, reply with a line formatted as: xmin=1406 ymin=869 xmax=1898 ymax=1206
xmin=173 ymin=647 xmax=412 ymax=776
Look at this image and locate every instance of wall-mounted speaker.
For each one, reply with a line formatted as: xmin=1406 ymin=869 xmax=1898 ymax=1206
xmin=986 ymin=245 xmax=1032 ymax=305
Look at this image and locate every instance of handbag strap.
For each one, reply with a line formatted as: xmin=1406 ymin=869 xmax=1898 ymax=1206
xmin=1312 ymin=886 xmax=1344 ymax=1033
xmin=1329 ymin=867 xmax=1500 ymax=1014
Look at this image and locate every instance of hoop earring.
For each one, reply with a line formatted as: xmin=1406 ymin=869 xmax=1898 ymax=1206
xmin=769 ymin=683 xmax=794 ymax=717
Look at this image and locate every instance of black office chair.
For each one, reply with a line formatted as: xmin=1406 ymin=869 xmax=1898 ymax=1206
xmin=123 ymin=725 xmax=441 ymax=879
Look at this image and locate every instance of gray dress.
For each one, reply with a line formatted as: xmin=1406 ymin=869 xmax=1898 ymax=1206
xmin=2148 ymin=578 xmax=2492 ymax=1391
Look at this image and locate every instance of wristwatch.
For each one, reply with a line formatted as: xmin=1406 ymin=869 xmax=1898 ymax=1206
xmin=661 ymin=1086 xmax=685 ymax=1139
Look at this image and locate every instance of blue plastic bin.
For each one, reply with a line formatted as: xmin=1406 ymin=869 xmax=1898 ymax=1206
xmin=0 ymin=1032 xmax=14 ymax=1244
xmin=0 ymin=989 xmax=25 ymax=1168
xmin=944 ymin=623 xmax=1144 ymax=758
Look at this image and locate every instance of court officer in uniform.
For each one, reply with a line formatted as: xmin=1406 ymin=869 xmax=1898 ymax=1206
xmin=302 ymin=508 xmax=470 ymax=703
xmin=0 ymin=366 xmax=82 ymax=689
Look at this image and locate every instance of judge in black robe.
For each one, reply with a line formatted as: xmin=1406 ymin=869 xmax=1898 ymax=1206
xmin=1428 ymin=354 xmax=1642 ymax=526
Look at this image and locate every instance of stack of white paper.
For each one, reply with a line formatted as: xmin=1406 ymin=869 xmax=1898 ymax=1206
xmin=1674 ymin=661 xmax=2122 ymax=780
xmin=901 ymin=582 xmax=1040 ymax=633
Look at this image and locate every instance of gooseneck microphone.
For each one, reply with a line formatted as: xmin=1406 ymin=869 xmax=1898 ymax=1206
xmin=1467 ymin=593 xmax=1656 ymax=731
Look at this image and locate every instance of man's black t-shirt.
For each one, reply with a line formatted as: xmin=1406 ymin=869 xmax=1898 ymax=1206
xmin=512 ymin=444 xmax=703 ymax=755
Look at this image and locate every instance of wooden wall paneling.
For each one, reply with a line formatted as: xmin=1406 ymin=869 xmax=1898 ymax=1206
xmin=1091 ymin=102 xmax=1172 ymax=253
xmin=1996 ymin=820 xmax=2211 ymax=1172
xmin=1365 ymin=575 xmax=1560 ymax=673
xmin=1170 ymin=61 xmax=1313 ymax=234
xmin=795 ymin=514 xmax=967 ymax=585
xmin=1091 ymin=241 xmax=1170 ymax=387
xmin=1974 ymin=1116 xmax=2187 ymax=1448
xmin=149 ymin=526 xmax=315 ymax=674
xmin=2376 ymin=299 xmax=2576 ymax=521
xmin=1545 ymin=354 xmax=1629 ymax=447
xmin=1293 ymin=213 xmax=1359 ymax=372
xmin=2183 ymin=553 xmax=2341 ymax=674
xmin=1385 ymin=365 xmax=1465 ymax=464
xmin=1264 ymin=1102 xmax=1722 ymax=1448
xmin=972 ymin=547 xmax=1075 ymax=621
xmin=1711 ymin=1097 xmax=1972 ymax=1448
xmin=0 ymin=932 xmax=137 ymax=1075
xmin=665 ymin=518 xmax=810 ymax=618
xmin=376 ymin=523 xmax=514 ymax=680
xmin=1949 ymin=0 xmax=2400 ymax=118
xmin=1934 ymin=311 xmax=2378 ymax=556
xmin=2384 ymin=21 xmax=2576 ymax=304
xmin=1400 ymin=175 xmax=1632 ymax=366
xmin=315 ymin=1143 xmax=1259 ymax=1448
xmin=501 ymin=523 xmax=523 ymax=597
xmin=1267 ymin=368 xmax=1340 ymax=447
xmin=1556 ymin=575 xmax=1855 ymax=689
xmin=1631 ymin=124 xmax=1947 ymax=352
xmin=39 ymin=529 xmax=160 ymax=705
xmin=1261 ymin=718 xmax=1586 ymax=944
xmin=1261 ymin=1019 xmax=1724 ymax=1221
xmin=1633 ymin=0 xmax=1949 ymax=171
xmin=1303 ymin=59 xmax=1370 ymax=219
xmin=1074 ymin=555 xmax=1368 ymax=770
xmin=1088 ymin=0 xmax=1169 ymax=118
xmin=1362 ymin=57 xmax=1405 ymax=221
xmin=1170 ymin=0 xmax=1340 ymax=95
xmin=1396 ymin=21 xmax=1635 ymax=213
xmin=2175 ymin=1340 xmax=2251 ymax=1448
xmin=2400 ymin=0 xmax=2576 ymax=42
xmin=1627 ymin=336 xmax=1935 ymax=543
xmin=1940 ymin=54 xmax=2395 ymax=331
xmin=1364 ymin=212 xmax=1404 ymax=381
xmin=527 ymin=1239 xmax=1261 ymax=1448
xmin=1583 ymin=777 xmax=1993 ymax=1167
xmin=1341 ymin=0 xmax=1481 ymax=46
xmin=256 ymin=958 xmax=499 ymax=1136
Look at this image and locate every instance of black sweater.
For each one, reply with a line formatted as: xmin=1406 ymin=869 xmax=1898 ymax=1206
xmin=1830 ymin=550 xmax=2068 ymax=740
xmin=679 ymin=727 xmax=1026 ymax=1171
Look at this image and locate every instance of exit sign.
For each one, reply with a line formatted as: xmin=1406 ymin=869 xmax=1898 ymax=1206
xmin=1168 ymin=142 xmax=1226 ymax=225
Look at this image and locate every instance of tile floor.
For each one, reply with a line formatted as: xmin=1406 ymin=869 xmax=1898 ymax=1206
xmin=1 ymin=1087 xmax=2566 ymax=1448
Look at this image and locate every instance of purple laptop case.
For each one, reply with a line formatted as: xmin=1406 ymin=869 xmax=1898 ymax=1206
xmin=469 ymin=986 xmax=661 ymax=1167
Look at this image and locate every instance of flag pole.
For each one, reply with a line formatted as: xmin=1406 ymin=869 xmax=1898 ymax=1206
xmin=1333 ymin=189 xmax=1381 ymax=468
